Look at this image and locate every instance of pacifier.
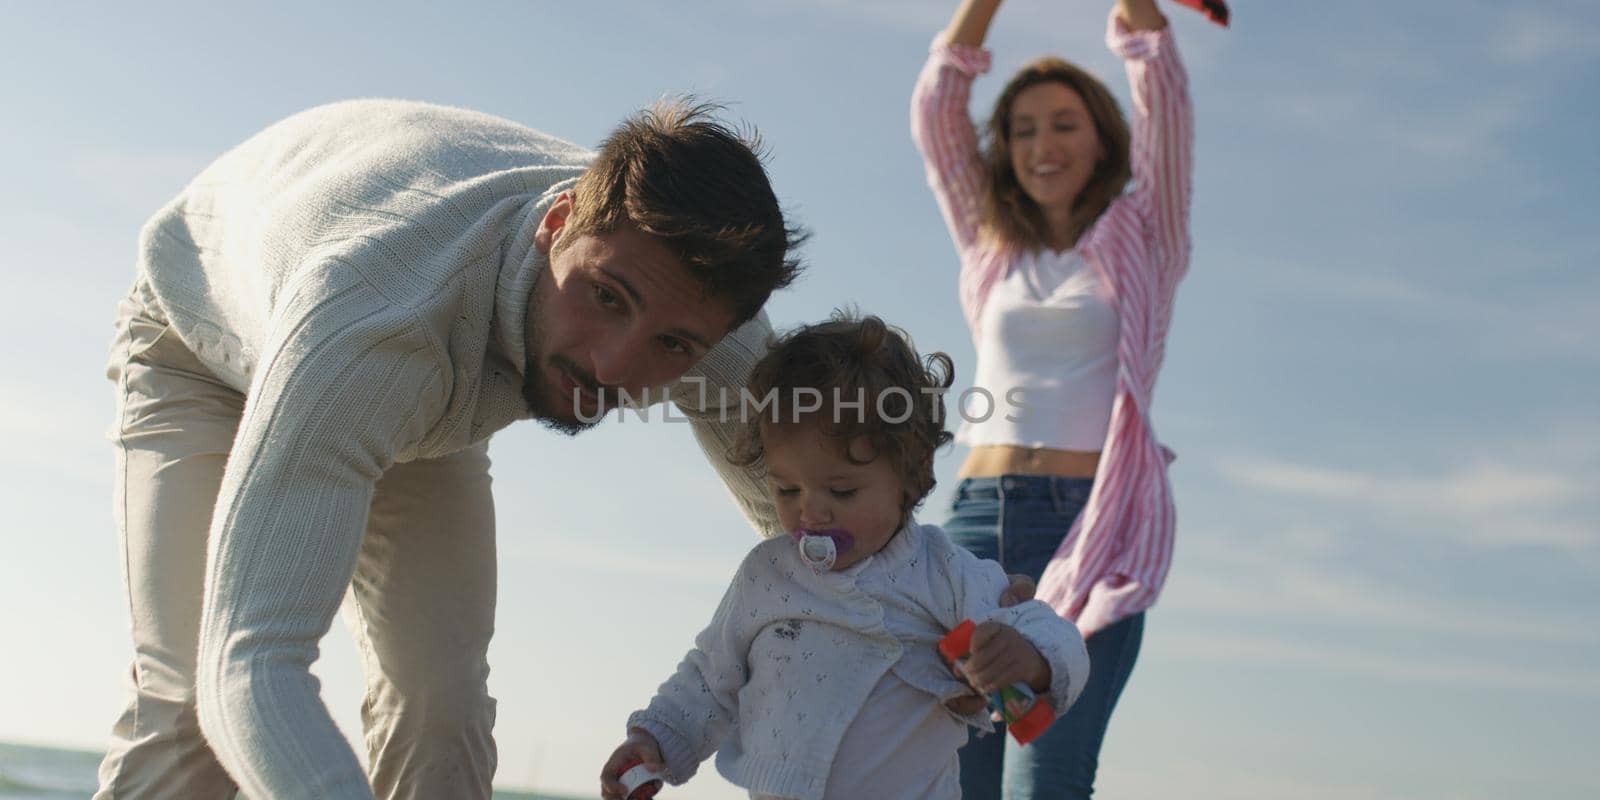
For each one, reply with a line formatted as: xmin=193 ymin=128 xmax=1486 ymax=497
xmin=791 ymin=527 xmax=855 ymax=573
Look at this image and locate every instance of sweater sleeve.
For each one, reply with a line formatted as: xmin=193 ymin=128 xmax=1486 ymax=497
xmin=626 ymin=558 xmax=756 ymax=784
xmin=669 ymin=311 xmax=782 ymax=539
xmin=1109 ymin=11 xmax=1195 ymax=292
xmin=193 ymin=280 xmax=445 ymax=800
xmin=989 ymin=599 xmax=1091 ymax=717
xmin=936 ymin=535 xmax=1091 ymax=717
xmin=910 ymin=38 xmax=994 ymax=257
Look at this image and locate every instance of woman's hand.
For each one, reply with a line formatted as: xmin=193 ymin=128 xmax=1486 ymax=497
xmin=1116 ymin=0 xmax=1169 ymax=31
xmin=599 ymin=728 xmax=664 ymax=800
xmin=998 ymin=573 xmax=1036 ymax=607
xmin=942 ymin=0 xmax=1003 ymax=47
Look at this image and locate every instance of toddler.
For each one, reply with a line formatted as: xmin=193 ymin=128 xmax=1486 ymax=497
xmin=599 ymin=313 xmax=1089 ymax=800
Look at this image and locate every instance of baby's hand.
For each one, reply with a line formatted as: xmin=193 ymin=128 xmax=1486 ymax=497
xmin=600 ymin=728 xmax=664 ymax=800
xmin=943 ymin=691 xmax=988 ymax=716
xmin=961 ymin=621 xmax=1051 ymax=695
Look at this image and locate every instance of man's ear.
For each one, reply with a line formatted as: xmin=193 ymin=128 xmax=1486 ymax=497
xmin=534 ymin=192 xmax=574 ymax=256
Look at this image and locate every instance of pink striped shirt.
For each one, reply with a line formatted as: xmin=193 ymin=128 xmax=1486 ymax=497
xmin=910 ymin=12 xmax=1193 ymax=636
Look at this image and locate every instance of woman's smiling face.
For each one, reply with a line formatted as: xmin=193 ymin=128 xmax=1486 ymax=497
xmin=1007 ymin=81 xmax=1106 ymax=213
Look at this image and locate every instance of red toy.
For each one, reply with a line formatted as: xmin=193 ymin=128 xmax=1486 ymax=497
xmin=618 ymin=758 xmax=664 ymax=800
xmin=1172 ymin=0 xmax=1230 ymax=27
xmin=938 ymin=620 xmax=1057 ymax=745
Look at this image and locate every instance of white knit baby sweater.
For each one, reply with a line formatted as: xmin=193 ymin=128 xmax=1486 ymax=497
xmin=629 ymin=521 xmax=1090 ymax=800
xmin=132 ymin=99 xmax=780 ymax=799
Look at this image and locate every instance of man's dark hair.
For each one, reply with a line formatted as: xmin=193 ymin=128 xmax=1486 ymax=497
xmin=562 ymin=97 xmax=806 ymax=326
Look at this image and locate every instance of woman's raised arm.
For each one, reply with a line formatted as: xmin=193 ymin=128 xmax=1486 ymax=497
xmin=942 ymin=0 xmax=1003 ymax=47
xmin=911 ymin=0 xmax=1004 ymax=257
xmin=1115 ymin=0 xmax=1168 ymax=32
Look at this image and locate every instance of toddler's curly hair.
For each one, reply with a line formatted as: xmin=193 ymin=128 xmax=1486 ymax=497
xmin=730 ymin=311 xmax=955 ymax=520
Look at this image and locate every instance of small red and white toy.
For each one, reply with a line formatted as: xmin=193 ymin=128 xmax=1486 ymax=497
xmin=618 ymin=758 xmax=665 ymax=800
xmin=1171 ymin=0 xmax=1230 ymax=27
xmin=938 ymin=619 xmax=1057 ymax=745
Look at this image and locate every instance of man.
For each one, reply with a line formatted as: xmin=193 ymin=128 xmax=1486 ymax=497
xmin=95 ymin=97 xmax=801 ymax=799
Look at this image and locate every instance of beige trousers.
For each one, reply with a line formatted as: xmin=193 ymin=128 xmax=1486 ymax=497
xmin=95 ymin=290 xmax=499 ymax=799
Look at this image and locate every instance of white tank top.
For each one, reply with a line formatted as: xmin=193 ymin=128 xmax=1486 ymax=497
xmin=956 ymin=248 xmax=1119 ymax=451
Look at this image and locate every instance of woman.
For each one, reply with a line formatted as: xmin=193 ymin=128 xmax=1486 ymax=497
xmin=911 ymin=0 xmax=1196 ymax=796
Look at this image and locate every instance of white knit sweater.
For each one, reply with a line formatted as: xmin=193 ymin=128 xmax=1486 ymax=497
xmin=132 ymin=99 xmax=780 ymax=799
xmin=628 ymin=521 xmax=1090 ymax=800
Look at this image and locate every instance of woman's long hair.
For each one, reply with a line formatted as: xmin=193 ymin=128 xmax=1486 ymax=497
xmin=981 ymin=57 xmax=1132 ymax=251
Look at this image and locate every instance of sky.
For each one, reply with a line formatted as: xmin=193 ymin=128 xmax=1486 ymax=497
xmin=1 ymin=0 xmax=1597 ymax=797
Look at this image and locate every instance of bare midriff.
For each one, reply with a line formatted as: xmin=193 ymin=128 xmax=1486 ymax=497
xmin=958 ymin=445 xmax=1101 ymax=479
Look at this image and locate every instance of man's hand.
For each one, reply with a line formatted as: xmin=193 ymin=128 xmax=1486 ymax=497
xmin=998 ymin=573 xmax=1036 ymax=607
xmin=599 ymin=728 xmax=664 ymax=800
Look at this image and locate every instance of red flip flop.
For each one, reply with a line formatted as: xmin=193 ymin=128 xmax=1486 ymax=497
xmin=1171 ymin=0 xmax=1230 ymax=27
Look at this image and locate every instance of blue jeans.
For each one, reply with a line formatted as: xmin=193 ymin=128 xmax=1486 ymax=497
xmin=945 ymin=476 xmax=1145 ymax=800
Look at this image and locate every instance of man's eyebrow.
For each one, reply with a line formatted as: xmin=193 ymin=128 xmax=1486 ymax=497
xmin=599 ymin=268 xmax=644 ymax=309
xmin=666 ymin=326 xmax=713 ymax=351
xmin=599 ymin=267 xmax=715 ymax=351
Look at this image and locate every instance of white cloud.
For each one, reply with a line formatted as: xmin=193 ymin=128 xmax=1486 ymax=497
xmin=1166 ymin=541 xmax=1596 ymax=646
xmin=1160 ymin=628 xmax=1600 ymax=697
xmin=1518 ymin=290 xmax=1600 ymax=357
xmin=1257 ymin=6 xmax=1569 ymax=166
xmin=1216 ymin=460 xmax=1593 ymax=553
xmin=1492 ymin=11 xmax=1600 ymax=63
xmin=1163 ymin=441 xmax=1598 ymax=698
xmin=1271 ymin=84 xmax=1524 ymax=163
xmin=1220 ymin=456 xmax=1581 ymax=514
xmin=1248 ymin=257 xmax=1600 ymax=362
